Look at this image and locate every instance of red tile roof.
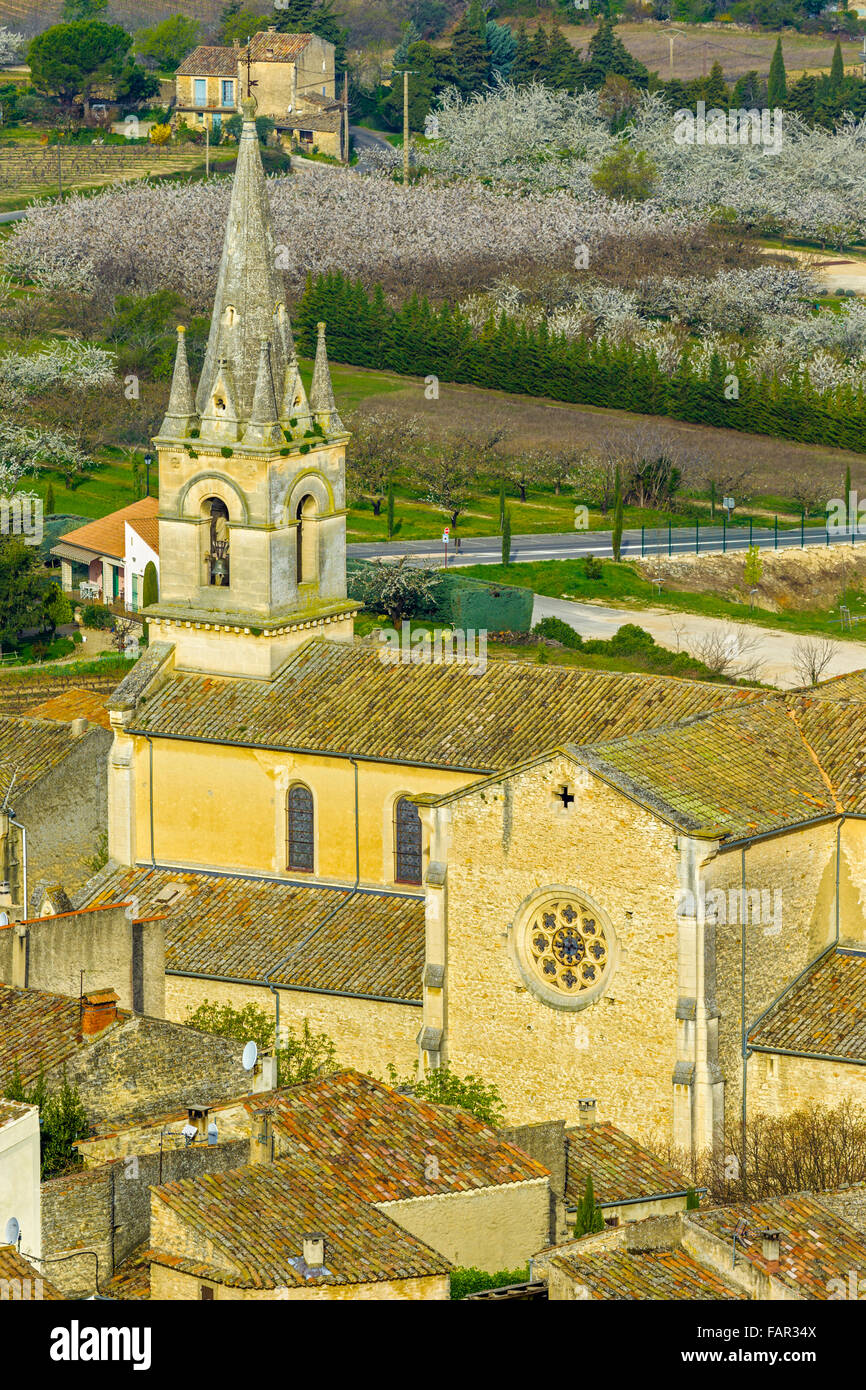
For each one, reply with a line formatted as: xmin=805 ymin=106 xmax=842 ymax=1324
xmin=748 ymin=947 xmax=866 ymax=1061
xmin=564 ymin=1122 xmax=691 ymax=1207
xmin=0 ymin=1245 xmax=65 ymax=1299
xmin=53 ymin=497 xmax=159 ymax=563
xmin=550 ymin=1247 xmax=744 ymax=1300
xmin=175 ymin=45 xmax=238 ymax=78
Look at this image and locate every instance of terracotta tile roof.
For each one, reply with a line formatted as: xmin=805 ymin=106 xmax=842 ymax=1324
xmin=280 ymin=110 xmax=341 ymax=133
xmin=550 ymin=1247 xmax=744 ymax=1300
xmin=175 ymin=45 xmax=238 ymax=78
xmin=564 ymin=1122 xmax=691 ymax=1208
xmin=748 ymin=947 xmax=866 ymax=1061
xmin=0 ymin=1245 xmax=65 ymax=1299
xmin=689 ymin=1193 xmax=866 ymax=1298
xmin=267 ymin=1069 xmax=549 ymax=1203
xmin=152 ymin=1159 xmax=449 ymax=1288
xmin=0 ymin=983 xmax=88 ymax=1085
xmin=0 ymin=713 xmax=90 ymax=793
xmin=128 ymin=516 xmax=159 ymax=555
xmin=246 ymin=30 xmax=314 ymax=61
xmin=53 ymin=497 xmax=159 ymax=563
xmin=77 ymin=864 xmax=425 ymax=1002
xmin=25 ymin=687 xmax=112 ymax=731
xmin=122 ymin=637 xmax=757 ymax=773
xmin=102 ymin=1243 xmax=150 ymax=1300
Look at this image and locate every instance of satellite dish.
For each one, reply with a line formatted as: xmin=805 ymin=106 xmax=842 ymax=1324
xmin=242 ymin=1040 xmax=258 ymax=1071
xmin=4 ymin=1216 xmax=20 ymax=1246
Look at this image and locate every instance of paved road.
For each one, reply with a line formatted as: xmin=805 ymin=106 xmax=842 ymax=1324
xmin=347 ymin=522 xmax=856 ymax=568
xmin=0 ymin=210 xmax=26 ymax=223
xmin=349 ymin=125 xmax=394 ymax=174
xmin=533 ymin=594 xmax=866 ymax=689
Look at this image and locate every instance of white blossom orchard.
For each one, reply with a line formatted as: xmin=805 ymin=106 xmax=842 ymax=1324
xmin=423 ymin=84 xmax=866 ymax=247
xmin=6 ymin=167 xmax=697 ymax=308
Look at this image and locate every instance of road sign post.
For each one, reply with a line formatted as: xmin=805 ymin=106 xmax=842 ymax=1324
xmin=442 ymin=526 xmax=449 ymax=568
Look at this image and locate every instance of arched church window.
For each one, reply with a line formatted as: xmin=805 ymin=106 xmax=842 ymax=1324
xmin=206 ymin=498 xmax=230 ymax=586
xmin=296 ymin=494 xmax=318 ymax=586
xmin=513 ymin=893 xmax=613 ymax=1010
xmin=394 ymin=797 xmax=422 ymax=885
xmin=287 ymin=784 xmax=314 ymax=872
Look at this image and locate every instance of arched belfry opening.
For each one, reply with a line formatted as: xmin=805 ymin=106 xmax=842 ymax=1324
xmin=205 ymin=497 xmax=230 ymax=586
xmin=296 ymin=494 xmax=318 ymax=586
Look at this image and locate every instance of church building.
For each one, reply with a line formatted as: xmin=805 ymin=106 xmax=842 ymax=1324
xmin=77 ymin=97 xmax=866 ymax=1166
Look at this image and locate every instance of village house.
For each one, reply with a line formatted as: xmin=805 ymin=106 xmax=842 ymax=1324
xmin=0 ymin=708 xmax=112 ymax=907
xmin=52 ymin=497 xmax=159 ymax=610
xmin=535 ymin=1189 xmax=866 ymax=1300
xmin=175 ymin=30 xmax=346 ymax=158
xmin=0 ymin=1100 xmax=40 ymax=1270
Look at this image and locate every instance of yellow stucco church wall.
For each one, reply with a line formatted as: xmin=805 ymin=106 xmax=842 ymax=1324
xmin=134 ymin=736 xmax=471 ymax=884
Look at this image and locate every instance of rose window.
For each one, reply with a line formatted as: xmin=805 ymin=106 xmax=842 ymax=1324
xmin=526 ymin=898 xmax=609 ymax=997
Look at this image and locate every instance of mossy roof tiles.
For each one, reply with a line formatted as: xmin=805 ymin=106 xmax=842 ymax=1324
xmin=78 ymin=864 xmax=425 ymax=1002
xmin=563 ymin=1122 xmax=690 ymax=1207
xmin=550 ymin=1247 xmax=744 ymax=1300
xmin=689 ymin=1194 xmax=866 ymax=1298
xmin=0 ymin=1245 xmax=65 ymax=1299
xmin=152 ymin=1159 xmax=449 ymax=1288
xmin=748 ymin=947 xmax=866 ymax=1060
xmin=125 ymin=638 xmax=757 ymax=773
xmin=268 ymin=1069 xmax=549 ymax=1202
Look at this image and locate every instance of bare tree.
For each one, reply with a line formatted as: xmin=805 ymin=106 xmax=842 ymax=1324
xmin=686 ymin=624 xmax=764 ymax=682
xmin=791 ymin=635 xmax=839 ymax=687
xmin=413 ymin=441 xmax=479 ymax=529
xmin=346 ymin=410 xmax=423 ymax=515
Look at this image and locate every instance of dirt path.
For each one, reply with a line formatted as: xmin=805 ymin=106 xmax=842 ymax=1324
xmin=533 ymin=594 xmax=866 ymax=689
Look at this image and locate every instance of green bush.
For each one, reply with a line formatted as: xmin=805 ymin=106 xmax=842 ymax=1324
xmin=583 ymin=554 xmax=603 ymax=580
xmin=82 ymin=603 xmax=114 ymax=629
xmin=533 ymin=616 xmax=583 ymax=649
xmin=450 ymin=1265 xmax=530 ymax=1300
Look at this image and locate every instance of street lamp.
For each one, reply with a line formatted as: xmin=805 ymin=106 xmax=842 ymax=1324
xmin=144 ymin=452 xmax=152 ymax=498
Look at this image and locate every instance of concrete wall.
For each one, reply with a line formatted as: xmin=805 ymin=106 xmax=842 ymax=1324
xmin=0 ymin=1105 xmax=40 ymax=1262
xmin=378 ymin=1179 xmax=551 ymax=1275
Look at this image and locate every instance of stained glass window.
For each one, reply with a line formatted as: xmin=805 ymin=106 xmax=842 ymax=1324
xmin=394 ymin=796 xmax=423 ymax=885
xmin=287 ymin=784 xmax=314 ymax=873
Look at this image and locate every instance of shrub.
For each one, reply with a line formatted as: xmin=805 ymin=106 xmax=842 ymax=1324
xmin=450 ymin=1265 xmax=530 ymax=1300
xmin=533 ymin=616 xmax=583 ymax=649
xmin=583 ymin=554 xmax=603 ymax=580
xmin=82 ymin=603 xmax=113 ymax=629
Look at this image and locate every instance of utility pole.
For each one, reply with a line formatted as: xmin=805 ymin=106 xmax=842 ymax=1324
xmin=403 ymin=68 xmax=410 ymax=187
xmin=669 ymin=34 xmax=674 ymax=80
xmin=342 ymin=69 xmax=349 ymax=164
xmin=57 ymin=143 xmax=62 ymax=199
xmin=702 ymin=41 xmax=707 ymax=78
xmin=205 ymin=119 xmax=210 ymax=177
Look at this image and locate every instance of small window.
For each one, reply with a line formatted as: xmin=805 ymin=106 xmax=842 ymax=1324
xmin=200 ymin=1284 xmax=214 ymax=1300
xmin=194 ymin=78 xmax=207 ymax=107
xmin=221 ymin=79 xmax=234 ymax=107
xmin=394 ymin=797 xmax=422 ymax=885
xmin=287 ymin=784 xmax=314 ymax=873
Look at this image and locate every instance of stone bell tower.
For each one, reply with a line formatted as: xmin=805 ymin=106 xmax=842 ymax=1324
xmin=147 ymin=95 xmax=358 ymax=679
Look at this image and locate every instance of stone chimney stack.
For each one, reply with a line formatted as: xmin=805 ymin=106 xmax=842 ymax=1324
xmin=576 ymin=1098 xmax=597 ymax=1127
xmin=303 ymin=1234 xmax=325 ymax=1269
xmin=250 ymin=1108 xmax=273 ymax=1164
xmin=80 ymin=989 xmax=119 ymax=1037
xmin=187 ymin=1105 xmax=209 ymax=1142
xmin=761 ymin=1230 xmax=781 ymax=1267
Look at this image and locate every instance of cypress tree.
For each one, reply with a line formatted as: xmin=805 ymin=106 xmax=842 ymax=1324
xmin=501 ymin=506 xmax=511 ymax=565
xmin=767 ymin=38 xmax=787 ymax=107
xmin=612 ymin=465 xmax=623 ymax=562
xmin=45 ymin=481 xmax=55 ymax=515
xmin=574 ymin=1175 xmax=605 ymax=1237
xmin=499 ymin=478 xmax=506 ymax=532
xmin=829 ymin=39 xmax=844 ymax=94
xmin=686 ymin=1187 xmax=700 ymax=1210
xmin=142 ymin=560 xmax=158 ymax=608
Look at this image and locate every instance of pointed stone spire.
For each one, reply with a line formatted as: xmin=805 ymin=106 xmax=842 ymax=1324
xmin=199 ymin=357 xmax=241 ymax=443
xmin=195 ymin=95 xmax=291 ymax=426
xmin=242 ymin=339 xmax=283 ymax=447
xmin=158 ymin=326 xmax=198 ymax=438
xmin=280 ymin=349 xmax=313 ymax=436
xmin=309 ymin=321 xmax=344 ymax=434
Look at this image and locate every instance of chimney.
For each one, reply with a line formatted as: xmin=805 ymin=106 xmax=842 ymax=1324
xmin=761 ymin=1229 xmax=781 ymax=1266
xmin=576 ymin=1098 xmax=597 ymax=1127
xmin=80 ymin=988 xmax=119 ymax=1036
xmin=252 ymin=1054 xmax=278 ymax=1094
xmin=70 ymin=717 xmax=89 ymax=738
xmin=303 ymin=1233 xmax=325 ymax=1269
xmin=187 ymin=1105 xmax=209 ymax=1141
xmin=250 ymin=1108 xmax=273 ymax=1164
xmin=267 ymin=25 xmax=276 ymax=32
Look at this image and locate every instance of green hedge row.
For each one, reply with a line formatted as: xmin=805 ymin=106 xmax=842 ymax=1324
xmin=293 ymin=270 xmax=866 ymax=453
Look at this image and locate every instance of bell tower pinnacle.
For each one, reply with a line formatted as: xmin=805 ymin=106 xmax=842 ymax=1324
xmin=147 ymin=96 xmax=358 ymax=679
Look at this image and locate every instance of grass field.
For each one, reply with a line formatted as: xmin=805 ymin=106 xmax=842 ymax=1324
xmin=458 ymin=556 xmax=866 ymax=642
